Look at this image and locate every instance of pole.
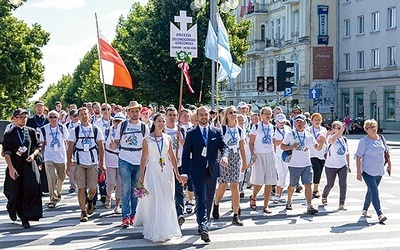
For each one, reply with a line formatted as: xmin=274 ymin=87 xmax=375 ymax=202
xmin=175 ymin=68 xmax=184 ymax=157
xmin=210 ymin=0 xmax=217 ymax=110
xmin=95 ymin=13 xmax=110 ymax=119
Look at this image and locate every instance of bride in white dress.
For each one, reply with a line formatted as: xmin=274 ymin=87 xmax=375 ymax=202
xmin=134 ymin=114 xmax=182 ymax=242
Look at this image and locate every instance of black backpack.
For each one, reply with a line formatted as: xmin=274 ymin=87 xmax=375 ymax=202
xmin=119 ymin=120 xmax=146 ymax=138
xmin=40 ymin=124 xmax=65 ymax=142
xmin=73 ymin=125 xmax=99 ymax=165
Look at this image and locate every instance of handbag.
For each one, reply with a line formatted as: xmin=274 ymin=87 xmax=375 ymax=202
xmin=379 ymin=135 xmax=390 ymax=165
xmin=34 ymin=152 xmax=44 ymax=168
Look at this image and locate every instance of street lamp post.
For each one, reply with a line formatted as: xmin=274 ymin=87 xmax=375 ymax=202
xmin=191 ymin=0 xmax=239 ymax=109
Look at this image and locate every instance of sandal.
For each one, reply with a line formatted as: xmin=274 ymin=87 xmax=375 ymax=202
xmin=263 ymin=206 xmax=272 ymax=214
xmin=338 ymin=204 xmax=347 ymax=211
xmin=249 ymin=195 xmax=257 ymax=210
xmin=362 ymin=210 xmax=372 ymax=218
xmin=47 ymin=203 xmax=55 ymax=208
xmin=322 ymin=197 xmax=328 ymax=205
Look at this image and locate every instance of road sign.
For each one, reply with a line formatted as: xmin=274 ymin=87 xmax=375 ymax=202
xmin=284 ymin=87 xmax=292 ymax=97
xmin=170 ymin=10 xmax=198 ymax=58
xmin=309 ymin=87 xmax=320 ymax=99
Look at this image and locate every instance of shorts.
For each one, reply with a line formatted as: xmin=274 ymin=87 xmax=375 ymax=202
xmin=74 ymin=164 xmax=98 ymax=189
xmin=288 ymin=166 xmax=313 ymax=186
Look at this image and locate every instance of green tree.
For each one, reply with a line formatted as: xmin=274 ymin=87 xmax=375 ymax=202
xmin=0 ymin=1 xmax=49 ymax=118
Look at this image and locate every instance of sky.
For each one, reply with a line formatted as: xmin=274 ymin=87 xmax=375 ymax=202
xmin=12 ymin=0 xmax=148 ymax=101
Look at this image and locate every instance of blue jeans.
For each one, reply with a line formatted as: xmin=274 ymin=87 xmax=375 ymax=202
xmin=362 ymin=172 xmax=383 ymax=216
xmin=118 ymin=159 xmax=140 ymax=219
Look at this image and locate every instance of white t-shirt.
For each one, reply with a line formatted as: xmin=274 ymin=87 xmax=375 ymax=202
xmin=66 ymin=121 xmax=80 ymax=133
xmin=115 ymin=121 xmax=149 ymax=165
xmin=251 ymin=122 xmax=275 ymax=154
xmin=164 ymin=125 xmax=186 ymax=166
xmin=93 ymin=118 xmax=111 ymax=137
xmin=222 ymin=125 xmax=245 ymax=152
xmin=40 ymin=124 xmax=69 ymax=164
xmin=67 ymin=124 xmax=104 ymax=165
xmin=325 ymin=135 xmax=349 ymax=168
xmin=308 ymin=126 xmax=328 ymax=159
xmin=273 ymin=125 xmax=292 ymax=157
xmin=282 ymin=129 xmax=317 ymax=168
xmin=104 ymin=126 xmax=119 ymax=168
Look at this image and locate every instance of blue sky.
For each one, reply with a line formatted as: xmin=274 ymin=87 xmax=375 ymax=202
xmin=12 ymin=0 xmax=148 ymax=100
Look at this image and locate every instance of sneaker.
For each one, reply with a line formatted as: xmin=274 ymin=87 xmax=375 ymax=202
xmin=286 ymin=202 xmax=293 ymax=210
xmin=80 ymin=211 xmax=88 ymax=222
xmin=185 ymin=201 xmax=193 ymax=214
xmin=129 ymin=215 xmax=135 ymax=225
xmin=68 ymin=187 xmax=75 ymax=193
xmin=105 ymin=199 xmax=111 ymax=209
xmin=114 ymin=206 xmax=121 ymax=214
xmin=9 ymin=212 xmax=17 ymax=222
xmin=295 ymin=184 xmax=302 ymax=193
xmin=379 ymin=214 xmax=387 ymax=223
xmin=232 ymin=215 xmax=243 ymax=226
xmin=240 ymin=192 xmax=245 ymax=198
xmin=312 ymin=191 xmax=321 ymax=198
xmin=307 ymin=205 xmax=318 ymax=214
xmin=87 ymin=199 xmax=95 ymax=215
xmin=22 ymin=220 xmax=31 ymax=229
xmin=212 ymin=203 xmax=220 ymax=219
xmin=178 ymin=215 xmax=185 ymax=227
xmin=100 ymin=196 xmax=106 ymax=204
xmin=121 ymin=217 xmax=130 ymax=228
xmin=57 ymin=195 xmax=62 ymax=202
xmin=273 ymin=195 xmax=280 ymax=204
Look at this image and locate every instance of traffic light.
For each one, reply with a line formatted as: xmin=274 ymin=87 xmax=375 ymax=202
xmin=257 ymin=76 xmax=264 ymax=92
xmin=277 ymin=61 xmax=295 ymax=91
xmin=266 ymin=76 xmax=274 ymax=92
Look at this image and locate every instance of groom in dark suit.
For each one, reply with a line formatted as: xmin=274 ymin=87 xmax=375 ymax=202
xmin=181 ymin=106 xmax=228 ymax=243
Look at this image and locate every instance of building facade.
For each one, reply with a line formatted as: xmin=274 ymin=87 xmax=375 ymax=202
xmin=338 ymin=0 xmax=399 ymax=130
xmin=222 ymin=0 xmax=338 ymax=120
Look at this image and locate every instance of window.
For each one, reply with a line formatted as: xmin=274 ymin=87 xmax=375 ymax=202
xmin=385 ymin=91 xmax=395 ymax=120
xmin=357 ymin=51 xmax=365 ymax=70
xmin=260 ymin=59 xmax=265 ymax=76
xmin=276 ymin=18 xmax=281 ymax=39
xmin=344 ymin=19 xmax=350 ymax=37
xmin=269 ymin=59 xmax=274 ymax=76
xmin=261 ymin=25 xmax=265 ymax=41
xmin=355 ymin=93 xmax=364 ymax=118
xmin=271 ymin=20 xmax=275 ymax=39
xmin=246 ymin=62 xmax=250 ymax=82
xmin=372 ymin=12 xmax=380 ymax=32
xmin=342 ymin=93 xmax=350 ymax=118
xmin=388 ymin=7 xmax=396 ymax=28
xmin=388 ymin=46 xmax=396 ymax=66
xmin=357 ymin=15 xmax=364 ymax=34
xmin=371 ymin=48 xmax=380 ymax=68
xmin=251 ymin=61 xmax=256 ymax=81
xmin=344 ymin=53 xmax=350 ymax=71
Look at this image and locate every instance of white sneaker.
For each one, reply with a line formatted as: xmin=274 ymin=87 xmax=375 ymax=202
xmin=273 ymin=195 xmax=280 ymax=204
xmin=114 ymin=206 xmax=121 ymax=214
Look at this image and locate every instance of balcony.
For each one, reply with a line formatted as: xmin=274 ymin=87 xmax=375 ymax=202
xmin=283 ymin=0 xmax=300 ymax=4
xmin=265 ymin=39 xmax=281 ymax=52
xmin=246 ymin=3 xmax=267 ymax=15
xmin=246 ymin=40 xmax=266 ymax=56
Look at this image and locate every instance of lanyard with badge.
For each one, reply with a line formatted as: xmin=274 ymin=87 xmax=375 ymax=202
xmin=50 ymin=125 xmax=61 ymax=151
xmin=295 ymin=130 xmax=306 ymax=151
xmin=154 ymin=134 xmax=165 ymax=172
xmin=276 ymin=126 xmax=285 ymax=139
xmin=336 ymin=138 xmax=346 ymax=155
xmin=201 ymin=127 xmax=208 ymax=157
xmin=227 ymin=126 xmax=239 ymax=152
xmin=311 ymin=126 xmax=320 ymax=139
xmin=261 ymin=123 xmax=271 ymax=144
xmin=80 ymin=125 xmax=92 ymax=151
xmin=16 ymin=128 xmax=28 ymax=156
xmin=102 ymin=119 xmax=110 ymax=129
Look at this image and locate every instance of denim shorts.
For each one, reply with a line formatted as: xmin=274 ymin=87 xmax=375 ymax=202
xmin=288 ymin=166 xmax=313 ymax=186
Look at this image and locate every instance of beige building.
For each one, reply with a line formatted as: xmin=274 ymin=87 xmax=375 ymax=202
xmin=222 ymin=0 xmax=338 ymax=121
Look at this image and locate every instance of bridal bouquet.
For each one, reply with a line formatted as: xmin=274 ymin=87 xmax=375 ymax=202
xmin=134 ymin=183 xmax=149 ymax=199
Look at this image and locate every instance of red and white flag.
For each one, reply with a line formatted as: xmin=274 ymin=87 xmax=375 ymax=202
xmin=178 ymin=62 xmax=194 ymax=94
xmin=98 ymin=31 xmax=133 ymax=89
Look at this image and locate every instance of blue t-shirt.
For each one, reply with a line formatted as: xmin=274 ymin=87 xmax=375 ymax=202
xmin=355 ymin=136 xmax=388 ymax=176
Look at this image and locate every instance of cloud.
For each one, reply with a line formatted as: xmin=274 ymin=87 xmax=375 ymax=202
xmin=105 ymin=9 xmax=128 ymax=20
xmin=31 ymin=0 xmax=85 ymax=10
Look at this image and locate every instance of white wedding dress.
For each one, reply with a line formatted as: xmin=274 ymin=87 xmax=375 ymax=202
xmin=133 ymin=134 xmax=182 ymax=242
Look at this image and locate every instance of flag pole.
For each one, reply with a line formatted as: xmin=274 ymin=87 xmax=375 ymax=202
xmin=95 ymin=13 xmax=111 ymax=120
xmin=175 ymin=67 xmax=184 ymax=158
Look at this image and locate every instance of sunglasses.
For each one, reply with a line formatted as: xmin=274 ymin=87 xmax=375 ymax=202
xmin=101 ymin=108 xmax=110 ymax=111
xmin=228 ymin=111 xmax=237 ymax=114
xmin=15 ymin=116 xmax=27 ymax=119
xmin=48 ymin=116 xmax=58 ymax=119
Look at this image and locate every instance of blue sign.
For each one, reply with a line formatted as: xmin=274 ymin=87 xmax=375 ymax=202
xmin=309 ymin=88 xmax=320 ymax=99
xmin=318 ymin=5 xmax=329 ymax=45
xmin=284 ymin=87 xmax=292 ymax=97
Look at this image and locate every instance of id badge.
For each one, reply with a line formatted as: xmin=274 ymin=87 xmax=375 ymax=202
xmin=54 ymin=145 xmax=59 ymax=152
xmin=83 ymin=144 xmax=89 ymax=152
xmin=201 ymin=147 xmax=207 ymax=157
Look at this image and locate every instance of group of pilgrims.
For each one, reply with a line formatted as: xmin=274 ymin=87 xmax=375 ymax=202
xmin=2 ymin=99 xmax=391 ymax=243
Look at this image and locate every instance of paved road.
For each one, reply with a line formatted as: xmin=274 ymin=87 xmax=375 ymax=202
xmin=1 ymin=138 xmax=400 ymax=249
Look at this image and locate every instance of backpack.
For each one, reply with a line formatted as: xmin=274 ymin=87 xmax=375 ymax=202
xmin=119 ymin=120 xmax=146 ymax=138
xmin=281 ymin=131 xmax=296 ymax=163
xmin=73 ymin=125 xmax=99 ymax=165
xmin=40 ymin=124 xmax=64 ymax=142
xmin=222 ymin=125 xmax=243 ymax=138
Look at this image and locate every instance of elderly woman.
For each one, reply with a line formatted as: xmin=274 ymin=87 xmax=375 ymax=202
xmin=212 ymin=106 xmax=246 ymax=226
xmin=355 ymin=119 xmax=391 ymax=223
xmin=321 ymin=121 xmax=350 ymax=210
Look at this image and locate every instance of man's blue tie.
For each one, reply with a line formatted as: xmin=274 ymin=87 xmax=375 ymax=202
xmin=202 ymin=127 xmax=207 ymax=146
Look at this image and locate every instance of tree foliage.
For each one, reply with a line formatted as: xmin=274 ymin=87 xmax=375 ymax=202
xmin=0 ymin=0 xmax=49 ymax=118
xmin=41 ymin=0 xmax=251 ymax=108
